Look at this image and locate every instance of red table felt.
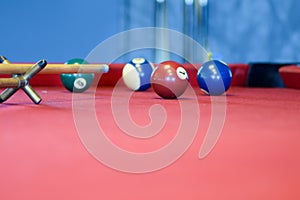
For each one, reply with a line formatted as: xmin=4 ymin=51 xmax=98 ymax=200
xmin=1 ymin=86 xmax=300 ymax=200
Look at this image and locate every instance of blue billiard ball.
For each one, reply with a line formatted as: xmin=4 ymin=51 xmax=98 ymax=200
xmin=197 ymin=60 xmax=232 ymax=95
xmin=122 ymin=58 xmax=154 ymax=91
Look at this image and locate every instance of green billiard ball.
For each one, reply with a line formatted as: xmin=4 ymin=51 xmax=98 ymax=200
xmin=65 ymin=58 xmax=89 ymax=65
xmin=60 ymin=58 xmax=94 ymax=93
xmin=60 ymin=73 xmax=94 ymax=93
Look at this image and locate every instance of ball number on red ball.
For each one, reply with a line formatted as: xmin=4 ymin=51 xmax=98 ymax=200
xmin=151 ymin=61 xmax=189 ymax=99
xmin=197 ymin=60 xmax=232 ymax=96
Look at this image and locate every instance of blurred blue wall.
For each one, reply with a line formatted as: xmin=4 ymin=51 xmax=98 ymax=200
xmin=0 ymin=0 xmax=120 ymax=62
xmin=1 ymin=0 xmax=299 ymax=63
xmin=209 ymin=0 xmax=300 ymax=63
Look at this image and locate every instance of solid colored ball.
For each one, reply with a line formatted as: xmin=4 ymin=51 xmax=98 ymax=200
xmin=151 ymin=61 xmax=189 ymax=99
xmin=197 ymin=60 xmax=232 ymax=95
xmin=60 ymin=58 xmax=94 ymax=93
xmin=122 ymin=58 xmax=154 ymax=91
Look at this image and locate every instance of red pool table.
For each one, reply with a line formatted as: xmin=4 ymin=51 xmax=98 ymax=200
xmin=1 ymin=64 xmax=300 ymax=200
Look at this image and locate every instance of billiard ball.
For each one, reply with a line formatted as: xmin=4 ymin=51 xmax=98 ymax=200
xmin=151 ymin=61 xmax=189 ymax=99
xmin=60 ymin=58 xmax=94 ymax=93
xmin=122 ymin=58 xmax=154 ymax=91
xmin=197 ymin=60 xmax=232 ymax=95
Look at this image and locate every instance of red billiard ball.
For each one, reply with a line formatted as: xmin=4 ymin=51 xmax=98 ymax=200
xmin=151 ymin=61 xmax=189 ymax=99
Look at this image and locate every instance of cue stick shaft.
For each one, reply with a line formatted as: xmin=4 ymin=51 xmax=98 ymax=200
xmin=183 ymin=0 xmax=194 ymax=62
xmin=154 ymin=0 xmax=170 ymax=63
xmin=0 ymin=63 xmax=109 ymax=74
xmin=0 ymin=78 xmax=21 ymax=88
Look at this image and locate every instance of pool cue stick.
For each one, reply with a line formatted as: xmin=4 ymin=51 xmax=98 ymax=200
xmin=0 ymin=57 xmax=26 ymax=88
xmin=0 ymin=60 xmax=47 ymax=104
xmin=198 ymin=0 xmax=210 ymax=53
xmin=0 ymin=56 xmax=44 ymax=104
xmin=194 ymin=0 xmax=211 ymax=62
xmin=194 ymin=0 xmax=201 ymax=45
xmin=154 ymin=0 xmax=170 ymax=63
xmin=0 ymin=63 xmax=109 ymax=75
xmin=183 ymin=0 xmax=194 ymax=62
xmin=18 ymin=60 xmax=47 ymax=104
xmin=0 ymin=56 xmax=21 ymax=103
xmin=120 ymin=0 xmax=131 ymax=62
xmin=22 ymin=60 xmax=47 ymax=80
xmin=202 ymin=0 xmax=209 ymax=51
xmin=0 ymin=77 xmax=23 ymax=88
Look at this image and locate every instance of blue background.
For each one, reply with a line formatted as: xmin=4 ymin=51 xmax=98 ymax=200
xmin=1 ymin=0 xmax=299 ymax=63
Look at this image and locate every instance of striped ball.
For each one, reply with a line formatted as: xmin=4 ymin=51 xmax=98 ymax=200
xmin=122 ymin=58 xmax=154 ymax=91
